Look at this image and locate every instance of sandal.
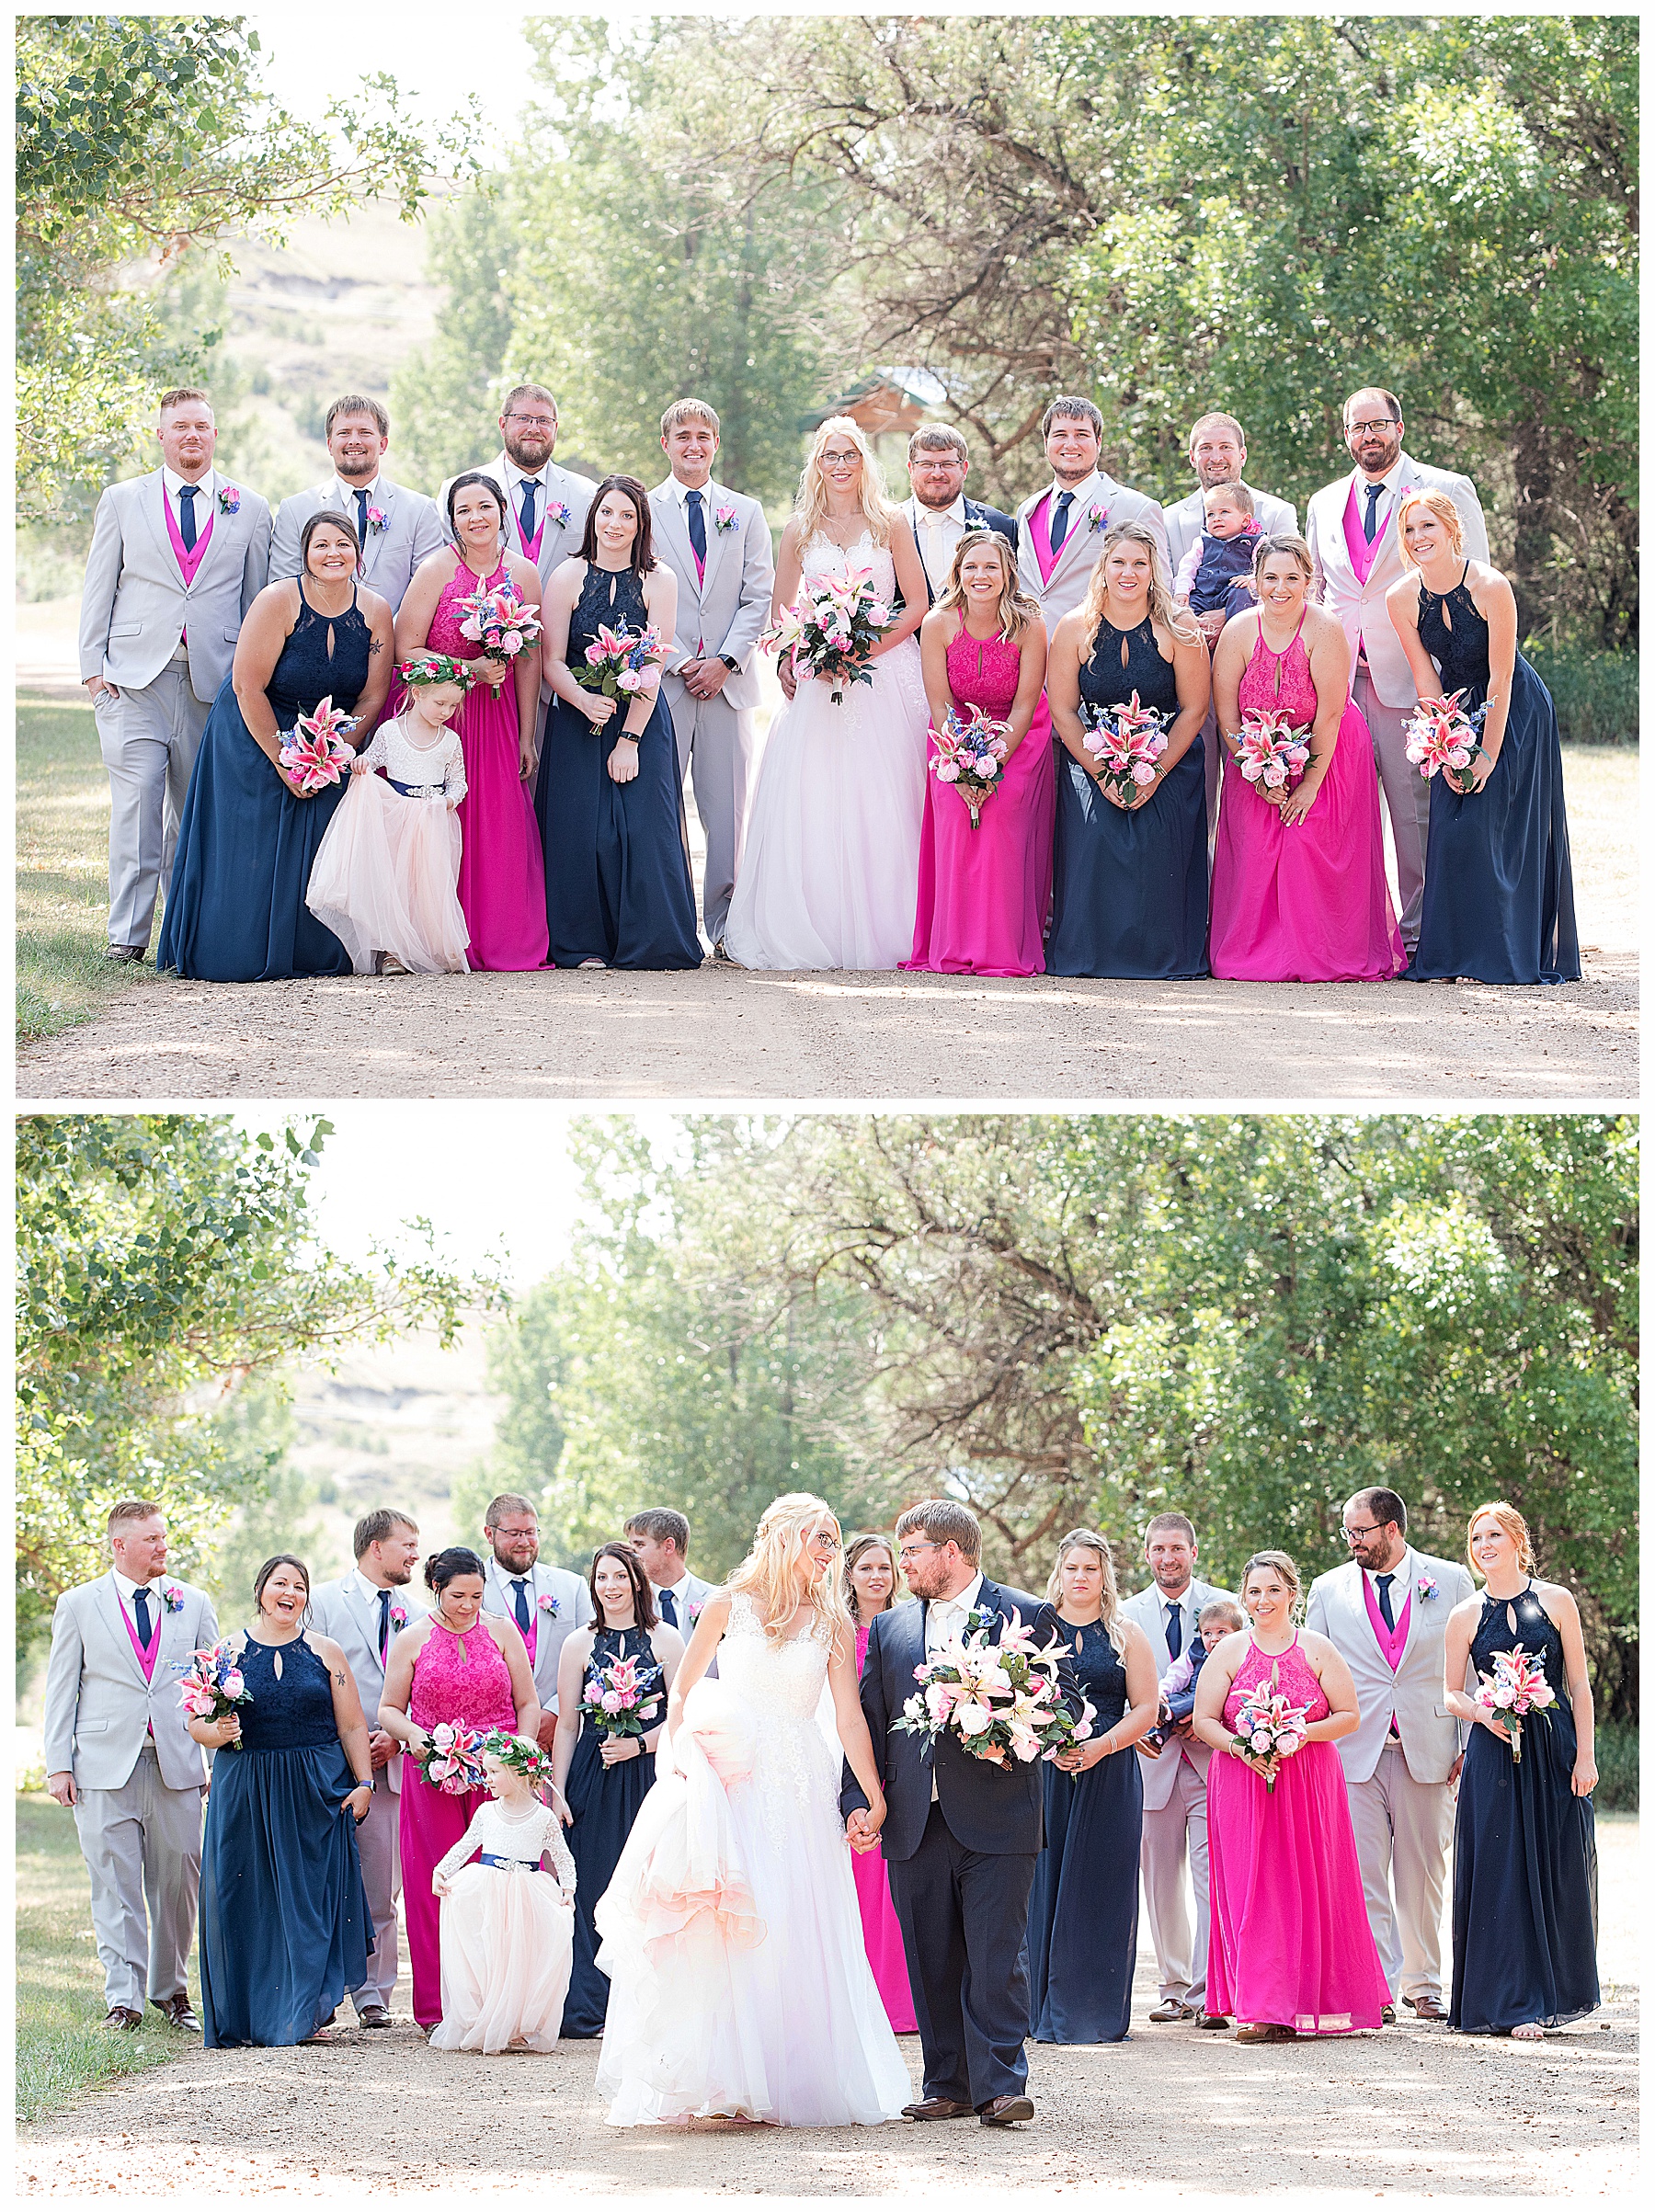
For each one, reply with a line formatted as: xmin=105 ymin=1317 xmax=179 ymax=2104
xmin=1234 ymin=2023 xmax=1297 ymax=2044
xmin=1510 ymin=2022 xmax=1547 ymax=2042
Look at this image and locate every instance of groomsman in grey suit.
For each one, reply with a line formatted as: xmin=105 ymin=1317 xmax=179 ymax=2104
xmin=308 ymin=1507 xmax=425 ymax=2024
xmin=41 ymin=1501 xmax=218 ymax=2031
xmin=476 ymin=1493 xmax=593 ymax=1748
xmin=649 ymin=399 xmax=775 ymax=950
xmin=1305 ymin=386 xmax=1490 ymax=951
xmin=625 ymin=1507 xmax=716 ymax=1636
xmin=78 ymin=387 xmax=271 ymax=959
xmin=1014 ymin=396 xmax=1169 ymax=627
xmin=269 ymin=394 xmax=444 ymax=611
xmin=1306 ymin=1488 xmax=1475 ymax=2023
xmin=901 ymin=425 xmax=1018 ymax=607
xmin=1121 ymin=1512 xmax=1232 ymax=2024
xmin=440 ymin=384 xmax=598 ymax=764
xmin=1164 ymin=411 xmax=1298 ymax=829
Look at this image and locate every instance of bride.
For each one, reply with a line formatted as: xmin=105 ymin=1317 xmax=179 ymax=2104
xmin=593 ymin=1494 xmax=911 ymax=2126
xmin=723 ymin=418 xmax=931 ymax=971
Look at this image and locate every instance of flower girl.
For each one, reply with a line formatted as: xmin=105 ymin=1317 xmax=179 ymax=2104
xmin=305 ymin=651 xmax=473 ymax=975
xmin=428 ymin=1731 xmax=577 ymax=2054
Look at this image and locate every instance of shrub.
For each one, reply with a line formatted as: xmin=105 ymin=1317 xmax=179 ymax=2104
xmin=1593 ymin=1718 xmax=1638 ymax=1812
xmin=1524 ymin=644 xmax=1638 ymax=746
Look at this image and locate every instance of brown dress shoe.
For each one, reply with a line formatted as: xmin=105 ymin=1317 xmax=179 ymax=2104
xmin=102 ymin=2006 xmax=143 ymax=2030
xmin=154 ymin=1994 xmax=201 ymax=2032
xmin=902 ymin=2096 xmax=976 ymax=2121
xmin=1405 ymin=1994 xmax=1448 ymax=2022
xmin=357 ymin=2004 xmax=391 ymax=2027
xmin=978 ymin=2094 xmax=1035 ymax=2126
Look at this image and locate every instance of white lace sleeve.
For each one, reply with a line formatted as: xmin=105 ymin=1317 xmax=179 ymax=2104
xmin=443 ymin=730 xmax=468 ymax=808
xmin=432 ymin=1807 xmax=489 ymax=1887
xmin=543 ymin=1807 xmax=577 ymax=1897
xmin=358 ymin=724 xmax=388 ymax=771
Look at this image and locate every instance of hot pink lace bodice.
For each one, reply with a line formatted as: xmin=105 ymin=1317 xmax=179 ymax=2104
xmin=1222 ymin=1635 xmax=1330 ymax=1733
xmin=1236 ymin=612 xmax=1319 ymax=726
xmin=425 ymin=560 xmax=508 ymax=661
xmin=945 ymin=625 xmax=1023 ymax=720
xmin=409 ymin=1616 xmax=518 ymax=1733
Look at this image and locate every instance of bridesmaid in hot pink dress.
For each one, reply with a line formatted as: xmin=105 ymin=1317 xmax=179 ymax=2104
xmin=1208 ymin=535 xmax=1404 ymax=981
xmin=906 ymin=530 xmax=1052 ymax=976
xmin=1193 ymin=1550 xmax=1390 ymax=2041
xmin=842 ymin=1536 xmax=919 ymax=2033
xmin=395 ymin=473 xmax=550 ymax=970
xmin=380 ymin=1547 xmax=542 ymax=2031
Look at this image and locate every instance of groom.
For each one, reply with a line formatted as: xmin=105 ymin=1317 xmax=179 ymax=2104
xmin=842 ymin=1499 xmax=1079 ymax=2127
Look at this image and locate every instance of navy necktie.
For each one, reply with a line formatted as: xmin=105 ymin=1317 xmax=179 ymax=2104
xmin=658 ymin=1588 xmax=679 ymax=1630
xmin=511 ymin=1578 xmax=531 ymax=1636
xmin=1165 ymin=1601 xmax=1182 ymax=1661
xmin=177 ymin=485 xmax=198 ymax=553
xmin=377 ymin=1587 xmax=391 ymax=1666
xmin=1049 ymin=488 xmax=1075 ymax=556
xmin=355 ymin=487 xmax=371 ymax=544
xmin=132 ymin=1585 xmax=153 ymax=1645
xmin=1363 ymin=482 xmax=1384 ymax=543
xmin=519 ymin=479 xmax=540 ymax=546
xmin=1376 ymin=1573 xmax=1397 ymax=1632
xmin=685 ymin=489 xmax=707 ymax=564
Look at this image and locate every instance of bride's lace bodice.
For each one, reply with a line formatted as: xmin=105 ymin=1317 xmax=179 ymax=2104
xmin=717 ymin=1593 xmax=839 ymax=1842
xmin=801 ymin=530 xmax=896 ymax=605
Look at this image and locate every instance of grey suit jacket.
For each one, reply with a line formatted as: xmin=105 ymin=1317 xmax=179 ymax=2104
xmin=1164 ymin=483 xmax=1299 ymax=575
xmin=648 ymin=1569 xmax=717 ymax=1635
xmin=479 ymin=1559 xmax=593 ymax=1712
xmin=648 ymin=478 xmax=775 ymax=713
xmin=308 ymin=1576 xmax=428 ymax=1793
xmin=78 ymin=469 xmax=271 ymax=701
xmin=1305 ymin=1549 xmax=1475 ymax=1785
xmin=1305 ymin=454 xmax=1490 ymax=708
xmin=1015 ymin=468 xmax=1170 ymax=626
xmin=270 ymin=475 xmax=445 ymax=611
xmin=1121 ymin=1575 xmax=1234 ymax=1808
xmin=42 ymin=1573 xmax=219 ymax=1792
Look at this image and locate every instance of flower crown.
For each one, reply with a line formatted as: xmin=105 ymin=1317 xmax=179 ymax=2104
xmin=478 ymin=1728 xmax=555 ymax=1788
xmin=396 ymin=652 xmax=474 ymax=690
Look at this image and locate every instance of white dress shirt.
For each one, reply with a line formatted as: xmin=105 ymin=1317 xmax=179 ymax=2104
xmin=1036 ymin=467 xmax=1104 ymax=548
xmin=161 ymin=464 xmax=218 ymax=524
xmin=352 ymin=1568 xmax=403 ymax=1665
xmin=650 ymin=1579 xmax=693 ymax=1633
xmin=502 ymin=456 xmax=550 ymax=547
xmin=907 ymin=493 xmax=969 ymax=597
xmin=1351 ymin=459 xmax=1405 ymax=549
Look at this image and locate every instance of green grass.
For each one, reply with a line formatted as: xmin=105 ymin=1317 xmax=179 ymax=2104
xmin=16 ymin=1791 xmax=200 ymax=2124
xmin=1593 ymin=1719 xmax=1638 ymax=1813
xmin=16 ymin=690 xmax=164 ymax=1043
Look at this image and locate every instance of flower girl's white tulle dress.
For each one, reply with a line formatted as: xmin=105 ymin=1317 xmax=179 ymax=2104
xmin=428 ymin=1797 xmax=576 ymax=2053
xmin=594 ymin=1594 xmax=910 ymax=2125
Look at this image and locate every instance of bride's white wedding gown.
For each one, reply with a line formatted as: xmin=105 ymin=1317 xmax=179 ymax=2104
xmin=723 ymin=530 xmax=930 ymax=971
xmin=593 ymin=1593 xmax=911 ymax=2126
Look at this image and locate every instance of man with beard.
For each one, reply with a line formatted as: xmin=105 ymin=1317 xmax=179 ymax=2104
xmin=901 ymin=426 xmax=1018 ymax=607
xmin=1305 ymin=387 xmax=1489 ymax=953
xmin=308 ymin=1509 xmax=425 ymax=2025
xmin=477 ymin=1493 xmax=592 ymax=1750
xmin=1121 ymin=1513 xmax=1232 ymax=2025
xmin=270 ymin=394 xmax=443 ymax=610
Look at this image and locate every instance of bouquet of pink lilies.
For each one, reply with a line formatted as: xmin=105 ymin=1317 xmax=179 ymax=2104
xmin=1079 ymin=690 xmax=1171 ymax=804
xmin=411 ymin=1720 xmax=490 ymax=1796
xmin=1472 ymin=1644 xmax=1556 ymax=1763
xmin=1228 ymin=1666 xmax=1310 ymax=1792
xmin=1233 ymin=706 xmax=1312 ymax=798
xmin=578 ymin=1651 xmax=663 ymax=1740
xmin=1404 ymin=689 xmax=1491 ymax=794
xmin=454 ymin=583 xmax=543 ymax=694
xmin=896 ymin=1607 xmax=1094 ymax=1773
xmin=278 ymin=696 xmax=358 ymax=790
xmin=175 ymin=1642 xmax=254 ymax=1746
xmin=761 ymin=564 xmax=891 ymax=703
xmin=930 ymin=704 xmax=1011 ymax=827
xmin=575 ymin=621 xmax=667 ymax=711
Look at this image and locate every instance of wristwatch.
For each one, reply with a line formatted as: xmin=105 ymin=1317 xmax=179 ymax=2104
xmin=719 ymin=654 xmax=739 ymax=672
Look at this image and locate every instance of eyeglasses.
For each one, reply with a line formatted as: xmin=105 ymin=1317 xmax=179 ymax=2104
xmin=1341 ymin=1523 xmax=1384 ymax=1542
xmin=1346 ymin=418 xmax=1399 ymax=437
xmin=808 ymin=1532 xmax=842 ymax=1550
xmin=896 ymin=1540 xmax=941 ymax=1566
xmin=505 ymin=413 xmax=556 ymax=430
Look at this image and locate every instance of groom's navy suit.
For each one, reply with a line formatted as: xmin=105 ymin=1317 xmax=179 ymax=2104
xmin=842 ymin=1577 xmax=1081 ymax=2107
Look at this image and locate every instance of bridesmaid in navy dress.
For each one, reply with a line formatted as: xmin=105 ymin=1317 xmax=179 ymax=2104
xmin=1045 ymin=522 xmax=1212 ymax=977
xmin=551 ymin=1543 xmax=686 ymax=2035
xmin=1386 ymin=491 xmax=1580 ymax=984
xmin=538 ymin=475 xmax=702 ymax=969
xmin=190 ymin=1556 xmax=374 ymax=2047
xmin=1444 ymin=1503 xmax=1599 ymax=2037
xmin=1027 ymin=1531 xmax=1158 ymax=2043
xmin=159 ymin=511 xmax=395 ymax=979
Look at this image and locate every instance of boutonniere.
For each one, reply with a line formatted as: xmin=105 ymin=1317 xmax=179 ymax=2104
xmin=546 ymin=501 xmax=571 ymax=530
xmin=390 ymin=1603 xmax=408 ymax=1631
xmin=713 ymin=506 xmax=738 ymax=534
xmin=216 ymin=485 xmax=241 ymax=517
xmin=1416 ymin=1574 xmax=1440 ymax=1602
xmin=365 ymin=503 xmax=388 ymax=536
xmin=161 ymin=1582 xmax=185 ymax=1614
xmin=1087 ymin=503 xmax=1109 ymax=533
xmin=538 ymin=1592 xmax=560 ymax=1618
xmin=687 ymin=1601 xmax=703 ymax=1625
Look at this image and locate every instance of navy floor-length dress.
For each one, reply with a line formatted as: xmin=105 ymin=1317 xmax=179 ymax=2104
xmin=199 ymin=1636 xmax=371 ymax=2047
xmin=536 ymin=564 xmax=702 ymax=969
xmin=560 ymin=1623 xmax=662 ymax=2035
xmin=158 ymin=582 xmax=370 ymax=979
xmin=1046 ymin=616 xmax=1208 ymax=977
xmin=1408 ymin=567 xmax=1580 ymax=984
xmin=1027 ymin=1618 xmax=1144 ymax=2043
xmin=1450 ymin=1583 xmax=1598 ymax=2034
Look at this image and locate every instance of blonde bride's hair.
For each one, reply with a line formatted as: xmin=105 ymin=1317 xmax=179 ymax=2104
xmin=725 ymin=1492 xmax=853 ymax=1649
xmin=794 ymin=416 xmax=900 ymax=549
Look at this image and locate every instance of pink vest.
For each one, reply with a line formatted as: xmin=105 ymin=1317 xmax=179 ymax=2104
xmin=521 ymin=1620 xmax=538 ymax=1668
xmin=1029 ymin=490 xmax=1065 ymax=586
xmin=165 ymin=483 xmax=215 ymax=587
xmin=514 ymin=484 xmax=544 ymax=568
xmin=1362 ymin=1572 xmax=1411 ymax=1737
xmin=120 ymin=1590 xmax=162 ymax=1683
xmin=1342 ymin=479 xmax=1384 ymax=586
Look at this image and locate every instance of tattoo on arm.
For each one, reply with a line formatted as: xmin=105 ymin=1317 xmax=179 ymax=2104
xmin=368 ymin=637 xmax=383 ymax=657
xmin=335 ymin=1671 xmax=347 ymax=1688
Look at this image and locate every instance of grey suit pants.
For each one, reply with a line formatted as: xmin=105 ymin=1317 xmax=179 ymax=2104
xmin=1139 ymin=1753 xmax=1211 ymax=2008
xmin=94 ymin=656 xmax=211 ymax=949
xmin=349 ymin=1768 xmax=402 ymax=2012
xmin=1346 ymin=1745 xmax=1455 ymax=2001
xmin=1353 ymin=667 xmax=1429 ymax=951
xmin=73 ymin=1742 xmax=203 ymax=2012
xmin=665 ymin=686 xmax=757 ymax=942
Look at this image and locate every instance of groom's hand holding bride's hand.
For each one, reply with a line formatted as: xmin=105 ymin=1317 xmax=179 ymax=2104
xmin=846 ymin=1800 xmax=885 ymax=1854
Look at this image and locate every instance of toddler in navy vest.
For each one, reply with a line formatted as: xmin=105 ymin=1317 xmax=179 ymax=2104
xmin=1144 ymin=1597 xmax=1245 ymax=1750
xmin=1174 ymin=483 xmax=1263 ymax=646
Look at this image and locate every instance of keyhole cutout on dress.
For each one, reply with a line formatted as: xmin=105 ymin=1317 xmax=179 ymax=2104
xmin=271 ymin=1648 xmax=284 ymax=1681
xmin=1506 ymin=1602 xmax=1519 ymax=1636
xmin=1119 ymin=634 xmax=1130 ymax=670
xmin=1441 ymin=602 xmax=1454 ymax=633
xmin=325 ymin=623 xmax=336 ymax=661
xmin=607 ymin=574 xmax=618 ymax=608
